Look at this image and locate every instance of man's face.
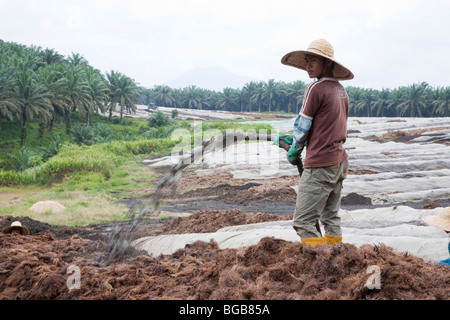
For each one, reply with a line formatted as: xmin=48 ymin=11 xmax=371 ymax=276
xmin=304 ymin=54 xmax=326 ymax=79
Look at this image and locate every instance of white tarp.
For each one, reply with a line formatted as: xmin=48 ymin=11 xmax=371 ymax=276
xmin=147 ymin=117 xmax=450 ymax=203
xmin=137 ymin=117 xmax=450 ymax=263
xmin=133 ymin=206 xmax=449 ymax=263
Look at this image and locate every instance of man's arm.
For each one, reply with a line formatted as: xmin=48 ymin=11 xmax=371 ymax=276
xmin=293 ymin=113 xmax=312 ymax=152
xmin=287 ymin=113 xmax=312 ymax=165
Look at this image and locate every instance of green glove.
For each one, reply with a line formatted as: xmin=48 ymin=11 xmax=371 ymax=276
xmin=272 ymin=134 xmax=293 ymax=147
xmin=287 ymin=145 xmax=301 ymax=165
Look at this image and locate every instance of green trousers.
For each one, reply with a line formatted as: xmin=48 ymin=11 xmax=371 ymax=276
xmin=293 ymin=158 xmax=348 ymax=238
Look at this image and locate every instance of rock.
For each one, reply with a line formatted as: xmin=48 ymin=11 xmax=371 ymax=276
xmin=371 ymin=193 xmax=394 ymax=205
xmin=29 ymin=201 xmax=66 ymax=213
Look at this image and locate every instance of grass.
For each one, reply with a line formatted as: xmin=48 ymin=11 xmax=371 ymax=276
xmin=0 ymin=158 xmax=158 ymax=226
xmin=201 ymin=120 xmax=273 ymax=135
xmin=0 ymin=190 xmax=129 ymax=227
xmin=0 ymin=113 xmax=274 ymax=226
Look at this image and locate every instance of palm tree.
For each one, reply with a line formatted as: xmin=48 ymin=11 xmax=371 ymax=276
xmin=137 ymin=87 xmax=153 ymax=106
xmin=37 ymin=64 xmax=71 ymax=131
xmin=181 ymin=86 xmax=201 ymax=109
xmin=251 ymin=82 xmax=266 ymax=113
xmin=107 ymin=71 xmax=138 ymax=124
xmin=386 ymin=89 xmax=404 ymax=117
xmin=68 ymin=52 xmax=89 ymax=67
xmin=40 ymin=48 xmax=65 ymax=66
xmin=196 ymin=89 xmax=211 ymax=110
xmin=64 ymin=66 xmax=91 ymax=133
xmin=431 ymin=87 xmax=450 ymax=117
xmin=397 ymin=82 xmax=430 ymax=117
xmin=84 ymin=67 xmax=109 ymax=126
xmin=0 ymin=66 xmax=18 ymax=131
xmin=12 ymin=70 xmax=53 ymax=146
xmin=217 ymin=88 xmax=238 ymax=111
xmin=235 ymin=89 xmax=247 ymax=112
xmin=285 ymin=81 xmax=306 ymax=114
xmin=263 ymin=79 xmax=281 ymax=113
xmin=153 ymin=85 xmax=175 ymax=107
xmin=373 ymin=88 xmax=392 ymax=117
xmin=242 ymin=82 xmax=258 ymax=112
xmin=356 ymin=89 xmax=376 ymax=117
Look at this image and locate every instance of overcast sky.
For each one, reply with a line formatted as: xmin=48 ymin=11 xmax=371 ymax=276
xmin=1 ymin=0 xmax=449 ymax=90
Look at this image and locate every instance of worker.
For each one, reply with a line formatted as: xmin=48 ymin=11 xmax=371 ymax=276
xmin=422 ymin=207 xmax=450 ymax=266
xmin=281 ymin=39 xmax=353 ymax=247
xmin=2 ymin=221 xmax=30 ymax=235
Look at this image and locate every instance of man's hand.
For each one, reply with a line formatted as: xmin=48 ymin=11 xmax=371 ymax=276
xmin=287 ymin=145 xmax=301 ymax=165
xmin=272 ymin=134 xmax=293 ymax=147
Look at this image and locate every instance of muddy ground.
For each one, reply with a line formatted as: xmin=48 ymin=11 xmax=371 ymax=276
xmin=1 ymin=130 xmax=450 ymax=301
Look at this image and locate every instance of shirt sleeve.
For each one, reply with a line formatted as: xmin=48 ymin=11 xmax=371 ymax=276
xmin=293 ymin=114 xmax=312 ymax=150
xmin=300 ymin=81 xmax=322 ymax=119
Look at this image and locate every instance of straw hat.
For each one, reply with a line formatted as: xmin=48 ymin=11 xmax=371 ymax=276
xmin=281 ymin=38 xmax=354 ymax=80
xmin=422 ymin=207 xmax=450 ymax=232
xmin=2 ymin=221 xmax=30 ymax=235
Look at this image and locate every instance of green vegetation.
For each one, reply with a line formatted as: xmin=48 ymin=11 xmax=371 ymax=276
xmin=0 ymin=136 xmax=180 ymax=186
xmin=201 ymin=120 xmax=273 ymax=135
xmin=1 ymin=39 xmax=446 ymax=226
xmin=1 ymin=40 xmax=448 ymax=150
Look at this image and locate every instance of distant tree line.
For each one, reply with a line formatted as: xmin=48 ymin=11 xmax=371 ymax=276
xmin=1 ymin=41 xmax=449 ymax=147
xmin=141 ymin=81 xmax=450 ymax=118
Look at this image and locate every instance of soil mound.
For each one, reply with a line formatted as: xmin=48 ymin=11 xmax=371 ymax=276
xmin=1 ymin=204 xmax=449 ymax=300
xmin=0 ymin=215 xmax=83 ymax=238
xmin=1 ymin=232 xmax=449 ymax=300
xmin=176 ymin=181 xmax=297 ymax=205
xmin=149 ymin=209 xmax=292 ymax=236
xmin=341 ymin=193 xmax=372 ymax=206
xmin=29 ymin=200 xmax=66 ymax=213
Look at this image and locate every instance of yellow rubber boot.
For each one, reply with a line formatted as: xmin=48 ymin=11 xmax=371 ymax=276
xmin=325 ymin=233 xmax=342 ymax=245
xmin=301 ymin=237 xmax=327 ymax=247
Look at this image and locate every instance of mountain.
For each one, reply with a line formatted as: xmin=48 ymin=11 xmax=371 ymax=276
xmin=165 ymin=67 xmax=260 ymax=92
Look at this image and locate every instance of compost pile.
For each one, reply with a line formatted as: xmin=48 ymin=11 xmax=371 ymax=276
xmin=1 ymin=210 xmax=449 ymax=300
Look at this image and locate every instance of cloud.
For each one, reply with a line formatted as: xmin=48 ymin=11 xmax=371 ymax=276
xmin=0 ymin=0 xmax=449 ymax=90
xmin=66 ymin=6 xmax=82 ymax=30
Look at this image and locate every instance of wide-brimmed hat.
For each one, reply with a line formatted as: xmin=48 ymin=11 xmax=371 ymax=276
xmin=422 ymin=207 xmax=450 ymax=232
xmin=2 ymin=221 xmax=30 ymax=235
xmin=281 ymin=38 xmax=354 ymax=80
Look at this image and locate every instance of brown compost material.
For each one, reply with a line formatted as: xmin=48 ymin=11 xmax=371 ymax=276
xmin=2 ymin=127 xmax=450 ymax=300
xmin=150 ymin=209 xmax=292 ymax=235
xmin=1 ymin=209 xmax=449 ymax=300
xmin=363 ymin=126 xmax=450 ymax=145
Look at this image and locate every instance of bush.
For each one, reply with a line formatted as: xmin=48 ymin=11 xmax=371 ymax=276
xmin=148 ymin=111 xmax=171 ymax=128
xmin=0 ymin=138 xmax=180 ymax=186
xmin=70 ymin=123 xmax=95 ymax=146
xmin=40 ymin=136 xmax=64 ymax=161
xmin=143 ymin=124 xmax=178 ymax=139
xmin=92 ymin=123 xmax=113 ymax=143
xmin=39 ymin=142 xmax=118 ymax=182
xmin=6 ymin=146 xmax=36 ymax=172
